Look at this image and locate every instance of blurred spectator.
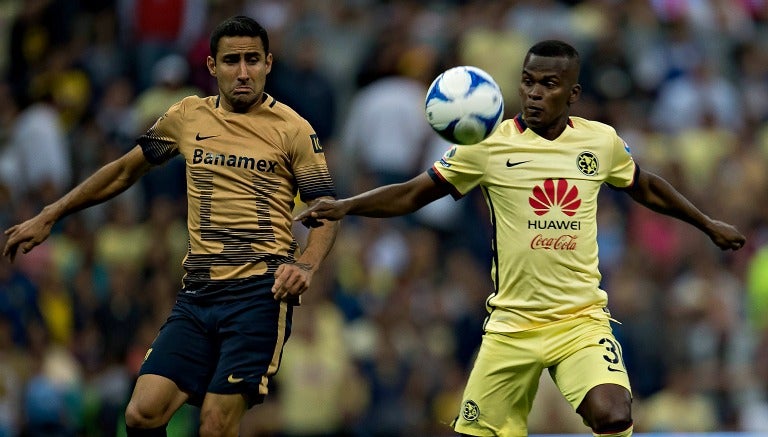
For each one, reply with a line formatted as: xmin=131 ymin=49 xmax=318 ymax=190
xmin=80 ymin=7 xmax=131 ymax=100
xmin=266 ymin=35 xmax=338 ymax=145
xmin=602 ymin=249 xmax=667 ymax=398
xmin=457 ymin=1 xmax=532 ymax=115
xmin=133 ymin=53 xmax=202 ymax=132
xmin=736 ymin=40 xmax=768 ymax=126
xmin=0 ymin=256 xmax=42 ymax=348
xmin=633 ymin=9 xmax=707 ymax=93
xmin=1 ymin=90 xmax=71 ymax=202
xmin=670 ymin=111 xmax=738 ymax=191
xmin=650 ymin=60 xmax=743 ymax=134
xmin=36 ymin=265 xmax=76 ymax=347
xmin=635 ymin=360 xmax=720 ymax=432
xmin=0 ymin=315 xmax=31 ymax=436
xmin=93 ymin=198 xmax=149 ymax=272
xmin=274 ymin=289 xmax=369 ymax=436
xmin=93 ymin=265 xmax=145 ymax=367
xmin=116 ymin=0 xmax=207 ymax=91
xmin=339 ymin=42 xmax=440 ymax=192
xmin=6 ymin=0 xmax=78 ymax=103
xmin=579 ymin=23 xmax=637 ymax=107
xmin=741 ymin=396 xmax=768 ymax=433
xmin=32 ymin=47 xmax=93 ymax=132
xmin=0 ymin=1 xmax=21 ymax=77
xmin=0 ymin=83 xmax=18 ymax=251
xmin=667 ymin=242 xmax=752 ymax=426
xmin=22 ymin=320 xmax=83 ymax=436
xmin=94 ymin=77 xmax=139 ymax=152
xmin=504 ymin=0 xmax=573 ymax=43
xmin=140 ymin=196 xmax=188 ymax=282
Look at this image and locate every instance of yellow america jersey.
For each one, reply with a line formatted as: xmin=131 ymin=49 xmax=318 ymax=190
xmin=430 ymin=114 xmax=636 ymax=332
xmin=138 ymin=94 xmax=335 ymax=300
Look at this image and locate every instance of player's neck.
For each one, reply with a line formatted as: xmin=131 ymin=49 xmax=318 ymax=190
xmin=531 ymin=118 xmax=569 ymax=141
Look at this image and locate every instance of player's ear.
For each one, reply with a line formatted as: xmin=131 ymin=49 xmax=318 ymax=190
xmin=265 ymin=52 xmax=273 ymax=75
xmin=569 ymin=83 xmax=581 ymax=105
xmin=207 ymin=56 xmax=216 ymax=76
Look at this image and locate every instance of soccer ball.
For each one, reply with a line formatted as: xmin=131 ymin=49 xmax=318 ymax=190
xmin=425 ymin=66 xmax=504 ymax=145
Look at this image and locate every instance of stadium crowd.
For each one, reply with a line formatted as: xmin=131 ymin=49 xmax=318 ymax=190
xmin=1 ymin=0 xmax=768 ymax=435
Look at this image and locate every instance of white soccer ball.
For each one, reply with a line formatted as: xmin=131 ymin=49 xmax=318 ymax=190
xmin=425 ymin=66 xmax=504 ymax=145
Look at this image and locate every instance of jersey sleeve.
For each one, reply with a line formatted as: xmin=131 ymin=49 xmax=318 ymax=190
xmin=291 ymin=120 xmax=337 ymax=202
xmin=137 ymin=101 xmax=184 ymax=165
xmin=430 ymin=144 xmax=489 ymax=199
xmin=604 ymin=134 xmax=636 ymax=189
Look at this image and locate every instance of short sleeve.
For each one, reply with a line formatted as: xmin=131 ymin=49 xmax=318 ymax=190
xmin=430 ymin=144 xmax=489 ymax=199
xmin=604 ymin=135 xmax=636 ymax=189
xmin=137 ymin=101 xmax=184 ymax=165
xmin=291 ymin=121 xmax=336 ymax=201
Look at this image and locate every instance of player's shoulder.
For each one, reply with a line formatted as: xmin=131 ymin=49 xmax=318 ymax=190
xmin=263 ymin=94 xmax=313 ymax=132
xmin=169 ymin=95 xmax=217 ymax=113
xmin=263 ymin=94 xmax=302 ymax=120
xmin=499 ymin=117 xmax=524 ymax=134
xmin=480 ymin=118 xmax=521 ymax=142
xmin=569 ymin=116 xmax=618 ymax=136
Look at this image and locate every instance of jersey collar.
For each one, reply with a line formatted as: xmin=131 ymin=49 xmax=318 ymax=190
xmin=513 ymin=113 xmax=574 ymax=133
xmin=214 ymin=93 xmax=274 ymax=111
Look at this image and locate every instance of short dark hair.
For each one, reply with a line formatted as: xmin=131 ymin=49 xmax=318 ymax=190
xmin=209 ymin=15 xmax=269 ymax=59
xmin=526 ymin=40 xmax=580 ymax=67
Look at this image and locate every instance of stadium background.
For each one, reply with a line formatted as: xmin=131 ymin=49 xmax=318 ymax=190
xmin=1 ymin=0 xmax=768 ymax=435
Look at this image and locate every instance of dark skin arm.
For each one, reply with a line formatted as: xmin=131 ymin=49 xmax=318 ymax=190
xmin=297 ymin=166 xmax=745 ymax=251
xmin=295 ymin=172 xmax=452 ymax=226
xmin=624 ymin=167 xmax=745 ymax=250
xmin=272 ymin=196 xmax=340 ymax=300
xmin=3 ymin=145 xmax=152 ymax=261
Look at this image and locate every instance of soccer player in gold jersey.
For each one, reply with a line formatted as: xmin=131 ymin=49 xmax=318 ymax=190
xmin=296 ymin=40 xmax=745 ymax=436
xmin=3 ymin=16 xmax=339 ymax=437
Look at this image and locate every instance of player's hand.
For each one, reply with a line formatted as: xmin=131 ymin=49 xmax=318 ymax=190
xmin=294 ymin=199 xmax=348 ymax=228
xmin=707 ymin=220 xmax=746 ymax=251
xmin=272 ymin=262 xmax=313 ymax=300
xmin=3 ymin=213 xmax=55 ymax=262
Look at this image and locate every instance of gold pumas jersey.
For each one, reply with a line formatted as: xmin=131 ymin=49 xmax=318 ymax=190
xmin=138 ymin=94 xmax=335 ymax=300
xmin=430 ymin=114 xmax=636 ymax=332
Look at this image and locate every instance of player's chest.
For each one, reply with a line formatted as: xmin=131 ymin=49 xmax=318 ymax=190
xmin=484 ymin=144 xmax=612 ymax=211
xmin=180 ymin=126 xmax=287 ymax=178
xmin=492 ymin=139 xmax=610 ymax=186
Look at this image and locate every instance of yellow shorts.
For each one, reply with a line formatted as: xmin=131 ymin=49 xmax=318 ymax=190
xmin=453 ymin=315 xmax=631 ymax=437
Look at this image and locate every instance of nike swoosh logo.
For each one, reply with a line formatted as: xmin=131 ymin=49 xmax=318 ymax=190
xmin=506 ymin=159 xmax=531 ymax=168
xmin=607 ymin=366 xmax=625 ymax=373
xmin=227 ymin=374 xmax=244 ymax=383
xmin=196 ymin=133 xmax=219 ymax=141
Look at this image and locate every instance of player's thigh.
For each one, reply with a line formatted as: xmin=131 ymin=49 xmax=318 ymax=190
xmin=208 ymin=295 xmax=294 ymax=407
xmin=126 ymin=374 xmax=189 ymax=425
xmin=453 ymin=331 xmax=543 ymax=437
xmin=139 ymin=301 xmax=218 ymax=407
xmin=547 ymin=317 xmax=631 ymax=412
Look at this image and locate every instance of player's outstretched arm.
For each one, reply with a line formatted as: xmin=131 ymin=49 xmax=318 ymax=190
xmin=624 ymin=167 xmax=745 ymax=251
xmin=3 ymin=146 xmax=152 ymax=261
xmin=294 ymin=172 xmax=452 ymax=227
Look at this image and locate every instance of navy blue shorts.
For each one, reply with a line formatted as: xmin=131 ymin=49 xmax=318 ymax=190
xmin=139 ymin=288 xmax=294 ymax=407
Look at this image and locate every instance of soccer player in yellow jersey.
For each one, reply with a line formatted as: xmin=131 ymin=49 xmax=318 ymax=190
xmin=3 ymin=16 xmax=339 ymax=437
xmin=296 ymin=40 xmax=746 ymax=436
